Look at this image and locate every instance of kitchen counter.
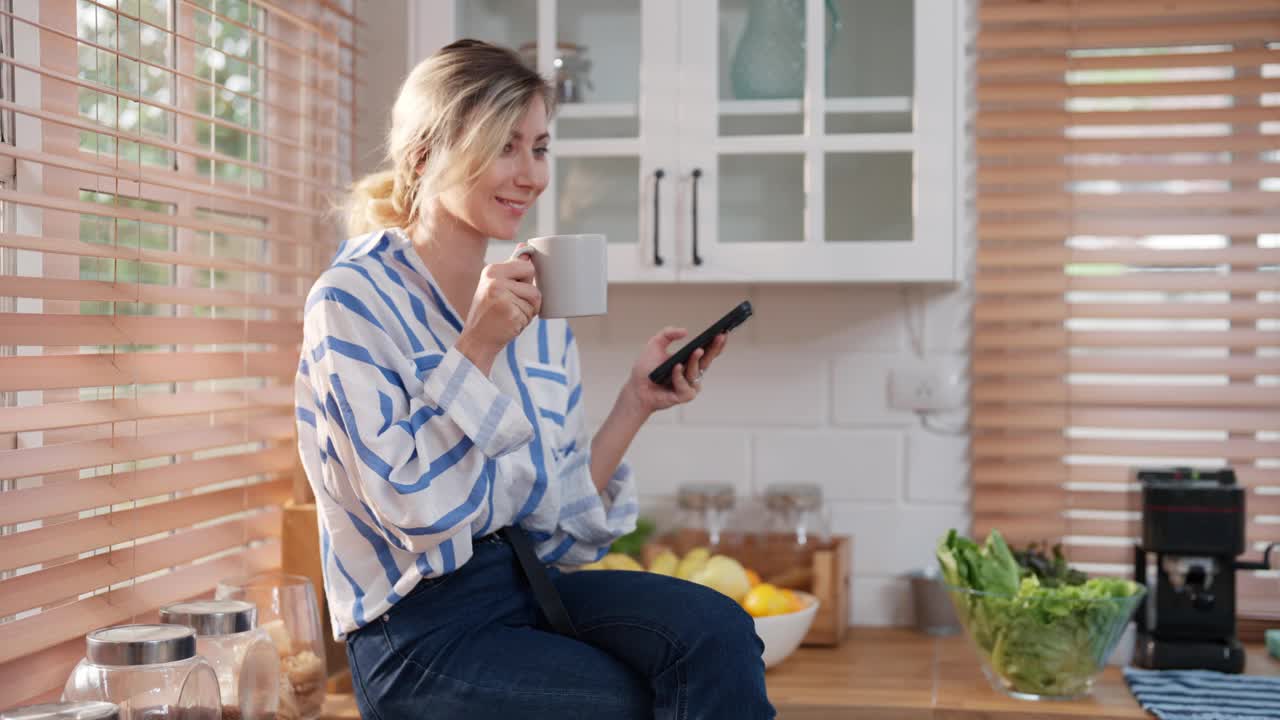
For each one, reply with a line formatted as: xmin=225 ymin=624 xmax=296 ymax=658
xmin=320 ymin=627 xmax=1279 ymax=719
xmin=766 ymin=628 xmax=1278 ymax=719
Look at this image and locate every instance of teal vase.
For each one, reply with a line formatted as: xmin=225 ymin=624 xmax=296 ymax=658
xmin=730 ymin=0 xmax=841 ymax=100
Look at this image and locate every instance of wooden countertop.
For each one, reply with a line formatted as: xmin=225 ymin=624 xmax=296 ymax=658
xmin=767 ymin=628 xmax=1278 ymax=720
xmin=321 ymin=627 xmax=1279 ymax=719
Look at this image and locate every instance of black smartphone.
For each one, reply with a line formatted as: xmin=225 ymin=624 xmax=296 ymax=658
xmin=648 ymin=300 xmax=753 ymax=387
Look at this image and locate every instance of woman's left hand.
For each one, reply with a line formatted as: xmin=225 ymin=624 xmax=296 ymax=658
xmin=620 ymin=326 xmax=729 ymax=416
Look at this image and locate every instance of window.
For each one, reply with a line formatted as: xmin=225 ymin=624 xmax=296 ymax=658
xmin=1 ymin=0 xmax=14 ymax=469
xmin=0 ymin=0 xmax=356 ymax=704
xmin=972 ymin=1 xmax=1278 ymax=623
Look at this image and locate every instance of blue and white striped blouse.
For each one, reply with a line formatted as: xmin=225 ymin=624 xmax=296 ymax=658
xmin=294 ymin=227 xmax=638 ymax=639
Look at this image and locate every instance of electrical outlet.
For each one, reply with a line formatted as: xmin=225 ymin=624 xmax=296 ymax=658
xmin=888 ymin=365 xmax=965 ymax=412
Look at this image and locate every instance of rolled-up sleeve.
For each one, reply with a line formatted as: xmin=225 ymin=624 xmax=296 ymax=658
xmin=544 ymin=330 xmax=639 ymax=566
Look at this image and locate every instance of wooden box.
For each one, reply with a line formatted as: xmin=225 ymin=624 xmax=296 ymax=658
xmin=642 ymin=530 xmax=852 ymax=647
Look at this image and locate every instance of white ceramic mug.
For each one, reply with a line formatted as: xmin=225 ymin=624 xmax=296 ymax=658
xmin=512 ymin=234 xmax=608 ymax=318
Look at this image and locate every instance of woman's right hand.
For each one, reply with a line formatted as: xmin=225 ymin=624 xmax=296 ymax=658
xmin=455 ymin=248 xmax=541 ymax=374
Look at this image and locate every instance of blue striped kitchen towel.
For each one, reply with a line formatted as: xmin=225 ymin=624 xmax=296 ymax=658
xmin=1124 ymin=667 xmax=1280 ymax=719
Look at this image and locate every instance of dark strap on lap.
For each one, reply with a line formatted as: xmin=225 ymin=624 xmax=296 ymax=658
xmin=500 ymin=525 xmax=579 ymax=638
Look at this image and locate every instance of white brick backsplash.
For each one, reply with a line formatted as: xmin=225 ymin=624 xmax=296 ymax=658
xmin=577 ymin=345 xmax=675 ymax=425
xmin=567 ymin=315 xmax=607 ymax=345
xmin=679 ymin=349 xmax=826 ymax=426
xmin=752 ymin=286 xmax=906 ymax=353
xmin=636 ymin=495 xmax=681 ymax=534
xmin=850 ymin=575 xmax=914 ymax=626
xmin=602 ymin=285 xmax=750 ymax=345
xmin=625 ymin=425 xmax=751 ymax=497
xmin=920 ymin=285 xmax=972 ymax=354
xmin=576 ymin=344 xmax=630 ymax=424
xmin=906 ymin=427 xmax=971 ymax=505
xmin=831 ymin=354 xmax=917 ymax=426
xmin=829 ymin=502 xmax=969 ymax=576
xmin=573 ymin=279 xmax=973 ymax=628
xmin=752 ymin=430 xmax=902 ymax=501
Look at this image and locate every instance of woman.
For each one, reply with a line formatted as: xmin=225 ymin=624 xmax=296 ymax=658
xmin=295 ymin=39 xmax=774 ymax=719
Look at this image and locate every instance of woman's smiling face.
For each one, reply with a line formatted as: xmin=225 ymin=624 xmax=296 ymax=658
xmin=439 ymin=95 xmax=550 ymax=241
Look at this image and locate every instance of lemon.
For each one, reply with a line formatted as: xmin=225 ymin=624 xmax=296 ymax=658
xmin=781 ymin=589 xmax=806 ymax=613
xmin=742 ymin=583 xmax=794 ymax=618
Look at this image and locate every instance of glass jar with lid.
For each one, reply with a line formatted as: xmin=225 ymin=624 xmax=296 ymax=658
xmin=63 ymin=624 xmax=221 ymax=720
xmin=760 ymin=483 xmax=831 ymax=592
xmin=675 ymin=483 xmax=737 ymax=548
xmin=762 ymin=483 xmax=830 ymax=548
xmin=1 ymin=702 xmax=120 ymax=720
xmin=159 ymin=600 xmax=280 ymax=720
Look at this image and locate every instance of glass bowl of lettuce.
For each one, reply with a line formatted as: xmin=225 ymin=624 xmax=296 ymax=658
xmin=937 ymin=529 xmax=1145 ymax=701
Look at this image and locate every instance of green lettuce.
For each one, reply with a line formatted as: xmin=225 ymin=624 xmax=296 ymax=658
xmin=937 ymin=529 xmax=1144 ymax=697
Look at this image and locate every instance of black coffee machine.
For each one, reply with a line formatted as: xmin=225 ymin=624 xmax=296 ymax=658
xmin=1133 ymin=467 xmax=1276 ymax=673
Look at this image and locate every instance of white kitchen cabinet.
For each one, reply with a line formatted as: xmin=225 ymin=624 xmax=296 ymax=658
xmin=409 ymin=0 xmax=963 ymax=283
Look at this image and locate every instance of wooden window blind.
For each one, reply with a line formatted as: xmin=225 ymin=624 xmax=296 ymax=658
xmin=0 ymin=0 xmax=356 ymax=706
xmin=972 ymin=0 xmax=1279 ymax=617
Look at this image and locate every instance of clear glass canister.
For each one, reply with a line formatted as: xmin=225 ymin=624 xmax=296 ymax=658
xmin=1 ymin=702 xmax=120 ymax=720
xmin=676 ymin=483 xmax=737 ymax=548
xmin=63 ymin=624 xmax=221 ymax=720
xmin=761 ymin=483 xmax=830 ymax=591
xmin=763 ymin=483 xmax=829 ymax=547
xmin=216 ymin=573 xmax=326 ymax=720
xmin=160 ymin=599 xmax=281 ymax=720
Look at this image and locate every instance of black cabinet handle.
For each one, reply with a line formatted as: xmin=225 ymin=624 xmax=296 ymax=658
xmin=652 ymin=169 xmax=665 ymax=267
xmin=691 ymin=168 xmax=703 ymax=266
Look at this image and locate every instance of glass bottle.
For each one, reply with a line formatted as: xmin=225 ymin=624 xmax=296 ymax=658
xmin=216 ymin=572 xmax=326 ymax=720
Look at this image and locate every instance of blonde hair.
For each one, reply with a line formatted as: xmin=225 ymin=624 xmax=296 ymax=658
xmin=345 ymin=39 xmax=555 ymax=236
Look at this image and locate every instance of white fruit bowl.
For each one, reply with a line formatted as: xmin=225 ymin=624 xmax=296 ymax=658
xmin=751 ymin=592 xmax=820 ymax=669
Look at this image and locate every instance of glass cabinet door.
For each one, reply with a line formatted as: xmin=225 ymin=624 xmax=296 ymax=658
xmin=461 ymin=0 xmax=678 ymax=281
xmin=678 ymin=0 xmax=958 ymax=281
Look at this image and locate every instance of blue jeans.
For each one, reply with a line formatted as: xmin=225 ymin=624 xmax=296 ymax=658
xmin=346 ymin=533 xmax=775 ymax=719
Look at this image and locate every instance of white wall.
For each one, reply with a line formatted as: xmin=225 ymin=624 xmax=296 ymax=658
xmin=571 ymin=282 xmax=972 ymax=626
xmin=353 ymin=0 xmax=408 ymax=178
